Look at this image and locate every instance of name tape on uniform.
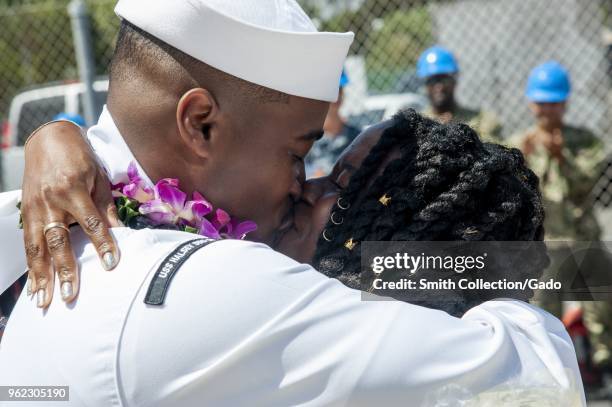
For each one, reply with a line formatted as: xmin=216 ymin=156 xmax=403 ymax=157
xmin=144 ymin=238 xmax=217 ymax=305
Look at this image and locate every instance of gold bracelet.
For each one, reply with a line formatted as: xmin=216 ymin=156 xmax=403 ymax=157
xmin=23 ymin=119 xmax=83 ymax=150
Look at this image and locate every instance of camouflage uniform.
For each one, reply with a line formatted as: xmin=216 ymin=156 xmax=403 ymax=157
xmin=423 ymin=106 xmax=503 ymax=143
xmin=509 ymin=125 xmax=611 ymax=369
xmin=508 ymin=125 xmax=604 ymax=241
xmin=583 ymin=301 xmax=612 ymax=371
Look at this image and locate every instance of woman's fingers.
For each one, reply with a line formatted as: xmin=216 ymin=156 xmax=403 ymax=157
xmin=94 ymin=169 xmax=123 ymax=228
xmin=19 ymin=120 xmax=122 ymax=307
xmin=43 ymin=219 xmax=79 ymax=303
xmin=23 ymin=222 xmax=54 ymax=308
xmin=21 ymin=176 xmax=120 ymax=308
xmin=65 ymin=188 xmax=120 ymax=271
xmin=26 ymin=269 xmax=35 ymax=297
xmin=22 ymin=191 xmax=117 ymax=307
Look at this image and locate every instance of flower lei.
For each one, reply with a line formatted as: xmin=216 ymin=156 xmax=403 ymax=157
xmin=112 ymin=162 xmax=257 ymax=240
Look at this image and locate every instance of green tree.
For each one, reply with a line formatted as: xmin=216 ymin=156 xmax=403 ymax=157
xmin=320 ymin=2 xmax=432 ymax=92
xmin=366 ymin=7 xmax=432 ymax=92
xmin=87 ymin=0 xmax=119 ymax=75
xmin=0 ymin=0 xmax=119 ymax=116
xmin=0 ymin=1 xmax=76 ymax=115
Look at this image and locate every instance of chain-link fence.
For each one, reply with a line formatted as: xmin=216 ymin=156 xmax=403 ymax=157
xmin=0 ymin=0 xmax=611 ymax=208
xmin=303 ymin=0 xmax=612 ymax=214
xmin=0 ymin=0 xmax=117 ymax=143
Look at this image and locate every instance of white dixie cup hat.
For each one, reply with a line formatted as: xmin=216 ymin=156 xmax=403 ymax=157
xmin=114 ymin=0 xmax=355 ymax=102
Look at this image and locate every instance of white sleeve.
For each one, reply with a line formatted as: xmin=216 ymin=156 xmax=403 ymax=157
xmin=118 ymin=240 xmax=584 ymax=407
xmin=0 ymin=190 xmax=26 ymax=295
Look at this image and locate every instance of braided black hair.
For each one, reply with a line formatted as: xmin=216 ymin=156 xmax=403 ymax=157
xmin=313 ymin=109 xmax=547 ymax=316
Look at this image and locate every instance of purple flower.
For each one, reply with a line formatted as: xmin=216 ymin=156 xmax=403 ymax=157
xmin=120 ymin=162 xmax=154 ymax=203
xmin=139 ymin=179 xmax=213 ymax=227
xmin=226 ymin=219 xmax=258 ymax=240
xmin=181 ymin=191 xmax=213 ymax=227
xmin=198 ymin=217 xmax=221 ymax=239
xmin=138 ymin=198 xmax=177 ymax=225
xmin=211 ymin=209 xmax=231 ymax=230
xmin=155 ymin=178 xmax=186 ymax=215
xmin=113 ymin=162 xmax=257 ymax=240
xmin=111 ymin=182 xmax=126 ymax=198
xmin=196 ymin=210 xmax=257 ymax=239
xmin=209 ymin=209 xmax=257 ymax=239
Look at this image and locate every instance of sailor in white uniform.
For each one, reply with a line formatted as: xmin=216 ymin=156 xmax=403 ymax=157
xmin=0 ymin=181 xmax=588 ymax=406
xmin=0 ymin=179 xmax=587 ymax=407
xmin=0 ymin=0 xmax=585 ymax=405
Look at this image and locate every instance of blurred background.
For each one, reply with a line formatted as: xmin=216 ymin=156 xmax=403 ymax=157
xmin=0 ymin=0 xmax=612 ymax=403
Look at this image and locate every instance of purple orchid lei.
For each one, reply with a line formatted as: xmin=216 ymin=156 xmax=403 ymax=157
xmin=111 ymin=162 xmax=257 ymax=240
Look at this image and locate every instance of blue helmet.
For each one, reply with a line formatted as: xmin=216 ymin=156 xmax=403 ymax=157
xmin=339 ymin=70 xmax=349 ymax=88
xmin=526 ymin=61 xmax=571 ymax=103
xmin=53 ymin=112 xmax=86 ymax=127
xmin=417 ymin=46 xmax=459 ymax=79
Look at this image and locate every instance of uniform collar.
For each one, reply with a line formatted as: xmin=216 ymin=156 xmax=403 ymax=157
xmin=86 ymin=105 xmax=154 ymax=187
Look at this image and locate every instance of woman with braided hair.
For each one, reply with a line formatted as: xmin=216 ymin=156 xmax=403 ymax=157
xmin=277 ymin=108 xmax=548 ymax=316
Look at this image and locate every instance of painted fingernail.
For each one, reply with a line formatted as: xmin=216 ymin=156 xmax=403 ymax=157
xmin=37 ymin=289 xmax=46 ymax=307
xmin=26 ymin=278 xmax=32 ymax=296
xmin=61 ymin=282 xmax=73 ymax=300
xmin=102 ymin=252 xmax=116 ymax=271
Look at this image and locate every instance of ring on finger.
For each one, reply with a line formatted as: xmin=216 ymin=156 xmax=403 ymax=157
xmin=43 ymin=222 xmax=70 ymax=236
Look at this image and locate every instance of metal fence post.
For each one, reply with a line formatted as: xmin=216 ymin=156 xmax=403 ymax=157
xmin=68 ymin=0 xmax=97 ymax=126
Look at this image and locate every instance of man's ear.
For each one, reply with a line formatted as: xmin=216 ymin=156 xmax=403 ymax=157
xmin=176 ymin=88 xmax=219 ymax=158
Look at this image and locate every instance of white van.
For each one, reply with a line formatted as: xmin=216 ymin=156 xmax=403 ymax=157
xmin=1 ymin=79 xmax=108 ymax=191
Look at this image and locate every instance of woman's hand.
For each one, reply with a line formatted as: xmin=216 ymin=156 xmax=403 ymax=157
xmin=21 ymin=121 xmax=122 ymax=308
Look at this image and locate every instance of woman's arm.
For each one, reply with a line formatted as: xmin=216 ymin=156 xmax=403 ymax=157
xmin=21 ymin=121 xmax=121 ymax=308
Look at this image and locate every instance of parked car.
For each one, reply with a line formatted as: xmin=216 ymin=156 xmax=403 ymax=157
xmin=1 ymin=79 xmax=108 ymax=191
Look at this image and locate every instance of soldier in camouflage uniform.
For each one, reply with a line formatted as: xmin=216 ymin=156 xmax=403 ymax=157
xmin=510 ymin=62 xmax=610 ymax=378
xmin=417 ymin=46 xmax=502 ymax=143
xmin=509 ymin=125 xmax=604 ymax=242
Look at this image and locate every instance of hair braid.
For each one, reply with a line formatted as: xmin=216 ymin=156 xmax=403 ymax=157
xmin=313 ymin=109 xmax=547 ymax=315
xmin=314 ymin=111 xmax=423 ymax=271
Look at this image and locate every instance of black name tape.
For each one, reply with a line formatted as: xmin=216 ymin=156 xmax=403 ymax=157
xmin=144 ymin=238 xmax=217 ymax=306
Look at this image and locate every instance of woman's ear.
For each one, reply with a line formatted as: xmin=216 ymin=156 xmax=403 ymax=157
xmin=176 ymin=88 xmax=218 ymax=158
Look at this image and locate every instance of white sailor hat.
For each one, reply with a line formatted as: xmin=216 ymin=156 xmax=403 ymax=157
xmin=114 ymin=0 xmax=354 ymax=102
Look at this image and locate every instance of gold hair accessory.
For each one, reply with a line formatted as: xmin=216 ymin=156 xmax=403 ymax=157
xmin=344 ymin=238 xmax=357 ymax=250
xmin=337 ymin=197 xmax=350 ymax=210
xmin=379 ymin=194 xmax=392 ymax=206
xmin=465 ymin=227 xmax=479 ymax=235
xmin=330 ymin=211 xmax=343 ymax=225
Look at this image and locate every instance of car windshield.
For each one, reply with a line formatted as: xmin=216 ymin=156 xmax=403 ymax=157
xmin=77 ymin=91 xmax=108 ymax=120
xmin=16 ymin=96 xmax=64 ymax=146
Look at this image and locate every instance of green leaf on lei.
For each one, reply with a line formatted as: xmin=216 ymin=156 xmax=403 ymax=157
xmin=115 ymin=196 xmax=141 ymax=225
xmin=184 ymin=225 xmax=198 ymax=234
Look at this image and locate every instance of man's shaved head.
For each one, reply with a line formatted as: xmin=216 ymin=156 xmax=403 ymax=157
xmin=109 ymin=21 xmax=289 ymax=104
